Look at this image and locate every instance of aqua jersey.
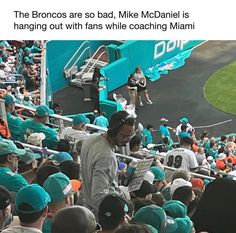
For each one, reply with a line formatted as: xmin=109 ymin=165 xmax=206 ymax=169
xmin=159 ymin=125 xmax=173 ymax=145
xmin=93 ymin=115 xmax=109 ymax=128
xmin=0 ymin=167 xmax=28 ymax=192
xmin=6 ymin=112 xmax=23 ymax=141
xmin=20 ymin=119 xmax=59 ymax=150
xmin=159 ymin=125 xmax=171 ymax=138
xmin=43 ymin=218 xmax=52 ymax=233
xmin=143 ymin=128 xmax=153 ymax=147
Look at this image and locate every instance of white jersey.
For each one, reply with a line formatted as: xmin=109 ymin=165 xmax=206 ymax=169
xmin=176 ymin=123 xmax=194 ymax=136
xmin=164 ymin=148 xmax=198 ymax=180
xmin=60 ymin=127 xmax=90 ymax=143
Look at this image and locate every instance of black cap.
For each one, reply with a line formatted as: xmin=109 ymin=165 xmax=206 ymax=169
xmin=133 ymin=180 xmax=158 ymax=198
xmin=0 ymin=186 xmax=12 ymax=210
xmin=98 ymin=194 xmax=129 ymax=220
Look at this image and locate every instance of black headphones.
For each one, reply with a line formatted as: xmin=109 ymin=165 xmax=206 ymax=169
xmin=107 ymin=113 xmax=134 ymax=137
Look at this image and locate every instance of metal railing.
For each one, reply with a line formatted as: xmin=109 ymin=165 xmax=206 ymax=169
xmin=19 ymin=141 xmax=217 ymax=181
xmin=64 ymin=41 xmax=91 ymax=79
xmin=14 ymin=103 xmax=107 ymax=133
xmin=80 ymin=45 xmax=107 ymax=75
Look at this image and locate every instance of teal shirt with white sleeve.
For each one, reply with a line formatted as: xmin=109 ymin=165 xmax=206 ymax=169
xmin=20 ymin=119 xmax=59 ymax=150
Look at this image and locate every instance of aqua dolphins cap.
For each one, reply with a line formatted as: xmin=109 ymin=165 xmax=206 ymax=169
xmin=0 ymin=140 xmax=25 ymax=156
xmin=3 ymin=95 xmax=15 ymax=105
xmin=35 ymin=105 xmax=54 ymax=117
xmin=16 ymin=184 xmax=51 ymax=213
xmin=180 ymin=118 xmax=189 ymax=123
xmin=73 ymin=114 xmax=89 ymax=125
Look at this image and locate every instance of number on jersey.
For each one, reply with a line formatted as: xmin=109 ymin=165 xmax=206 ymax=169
xmin=167 ymin=155 xmax=183 ymax=168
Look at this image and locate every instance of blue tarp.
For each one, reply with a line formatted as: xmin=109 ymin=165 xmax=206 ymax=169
xmin=145 ymin=48 xmax=193 ymax=81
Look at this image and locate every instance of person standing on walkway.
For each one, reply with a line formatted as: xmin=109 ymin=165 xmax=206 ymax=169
xmin=133 ymin=67 xmax=152 ymax=106
xmin=127 ymin=74 xmax=138 ymax=107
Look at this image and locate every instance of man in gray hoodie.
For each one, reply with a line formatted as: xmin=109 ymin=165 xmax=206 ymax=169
xmin=80 ymin=110 xmax=135 ymax=217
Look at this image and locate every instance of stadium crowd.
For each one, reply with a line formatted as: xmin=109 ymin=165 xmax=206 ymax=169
xmin=0 ymin=40 xmax=236 ymax=233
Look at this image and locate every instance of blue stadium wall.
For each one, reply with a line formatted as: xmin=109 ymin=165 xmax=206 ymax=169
xmin=46 ymin=40 xmax=119 ymax=101
xmin=101 ymin=40 xmax=204 ymax=92
xmin=46 ymin=40 xmax=204 ymax=116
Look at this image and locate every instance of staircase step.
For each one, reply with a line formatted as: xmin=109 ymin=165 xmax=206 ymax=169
xmin=84 ymin=58 xmax=108 ymax=67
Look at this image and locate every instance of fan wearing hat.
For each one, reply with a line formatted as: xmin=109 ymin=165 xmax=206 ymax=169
xmin=159 ymin=118 xmax=174 ymax=146
xmin=60 ymin=114 xmax=90 ymax=144
xmin=215 ymin=153 xmax=228 ymax=171
xmin=22 ymin=47 xmax=34 ymax=65
xmin=170 ymin=178 xmax=194 ymax=207
xmin=0 ymin=140 xmax=28 ymax=192
xmin=163 ymin=137 xmax=198 ymax=181
xmin=175 ymin=118 xmax=195 ymax=142
xmin=149 ymin=166 xmax=166 ymax=191
xmin=26 ymin=132 xmax=46 ymax=147
xmin=2 ymin=184 xmax=50 ymax=233
xmin=3 ymin=94 xmax=24 ymax=141
xmin=18 ymin=148 xmax=42 ymax=183
xmin=0 ymin=186 xmax=12 ymax=230
xmin=80 ymin=110 xmax=136 ymax=217
xmin=20 ymin=105 xmax=59 ymax=150
xmin=98 ymin=194 xmax=131 ymax=233
xmin=42 ymin=172 xmax=81 ymax=233
xmin=132 ymin=180 xmax=158 ymax=200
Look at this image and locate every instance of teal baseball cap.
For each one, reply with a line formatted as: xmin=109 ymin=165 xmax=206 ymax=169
xmin=180 ymin=118 xmax=189 ymax=123
xmin=16 ymin=184 xmax=50 ymax=213
xmin=50 ymin=152 xmax=73 ymax=163
xmin=167 ymin=217 xmax=193 ymax=233
xmin=0 ymin=140 xmax=25 ymax=156
xmin=3 ymin=95 xmax=15 ymax=105
xmin=147 ymin=225 xmax=158 ymax=233
xmin=162 ymin=200 xmax=187 ymax=218
xmin=19 ymin=149 xmax=41 ymax=165
xmin=133 ymin=205 xmax=177 ymax=232
xmin=73 ymin=114 xmax=89 ymax=125
xmin=24 ymin=47 xmax=31 ymax=52
xmin=35 ymin=105 xmax=54 ymax=117
xmin=43 ymin=172 xmax=77 ymax=203
xmin=150 ymin=166 xmax=165 ymax=181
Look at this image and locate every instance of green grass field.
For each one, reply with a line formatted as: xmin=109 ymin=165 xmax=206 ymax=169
xmin=204 ymin=61 xmax=236 ymax=115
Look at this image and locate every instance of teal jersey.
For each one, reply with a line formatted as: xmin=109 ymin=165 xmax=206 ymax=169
xmin=20 ymin=119 xmax=59 ymax=149
xmin=159 ymin=125 xmax=173 ymax=145
xmin=0 ymin=167 xmax=28 ymax=192
xmin=43 ymin=218 xmax=52 ymax=233
xmin=6 ymin=112 xmax=23 ymax=141
xmin=93 ymin=115 xmax=109 ymax=128
xmin=159 ymin=125 xmax=171 ymax=138
xmin=143 ymin=128 xmax=153 ymax=146
xmin=179 ymin=131 xmax=191 ymax=138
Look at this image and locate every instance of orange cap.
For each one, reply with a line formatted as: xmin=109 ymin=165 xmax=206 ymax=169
xmin=70 ymin=179 xmax=82 ymax=191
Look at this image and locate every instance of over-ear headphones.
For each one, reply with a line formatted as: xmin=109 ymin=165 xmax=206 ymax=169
xmin=107 ymin=111 xmax=134 ymax=137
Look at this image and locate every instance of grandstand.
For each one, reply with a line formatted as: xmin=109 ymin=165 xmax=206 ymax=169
xmin=1 ymin=40 xmax=236 ymax=233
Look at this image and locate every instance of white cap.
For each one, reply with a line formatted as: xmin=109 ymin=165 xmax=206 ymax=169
xmin=144 ymin=171 xmax=155 ymax=184
xmin=207 ymin=156 xmax=214 ymax=161
xmin=27 ymin=133 xmax=46 ymax=146
xmin=170 ymin=178 xmax=192 ymax=197
xmin=218 ymin=153 xmax=226 ymax=160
